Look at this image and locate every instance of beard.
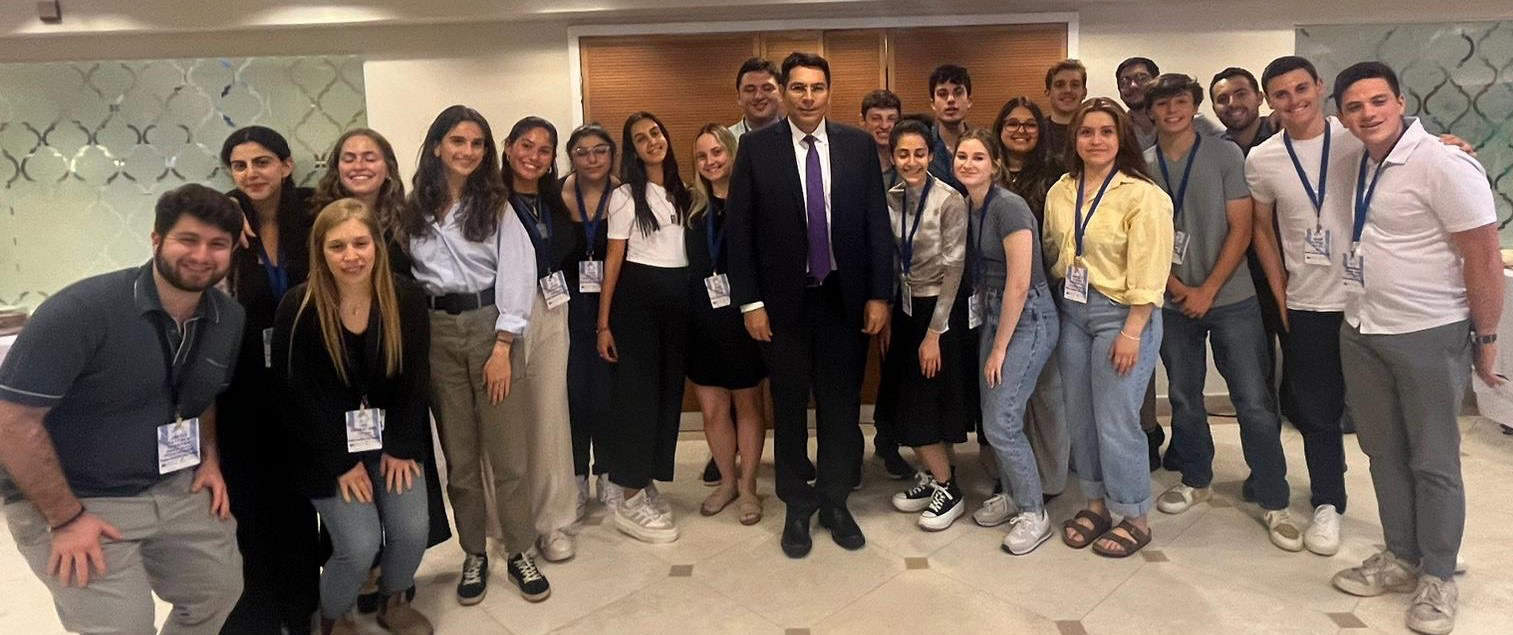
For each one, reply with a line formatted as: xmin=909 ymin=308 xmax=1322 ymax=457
xmin=154 ymin=245 xmax=227 ymax=293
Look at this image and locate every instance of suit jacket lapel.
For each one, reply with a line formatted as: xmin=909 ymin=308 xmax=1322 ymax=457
xmin=779 ymin=119 xmax=807 ymax=223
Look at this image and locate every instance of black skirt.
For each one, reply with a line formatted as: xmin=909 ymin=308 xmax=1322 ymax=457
xmin=685 ymin=279 xmax=767 ymax=389
xmin=879 ymin=294 xmax=973 ymax=447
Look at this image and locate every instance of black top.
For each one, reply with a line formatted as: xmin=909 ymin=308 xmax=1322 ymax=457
xmin=558 ymin=179 xmax=613 ymax=292
xmin=0 ymin=263 xmax=244 ymax=499
xmin=685 ymin=197 xmax=728 ymax=276
xmin=512 ymin=193 xmax=578 ymax=283
xmin=271 ymin=279 xmax=431 ymax=497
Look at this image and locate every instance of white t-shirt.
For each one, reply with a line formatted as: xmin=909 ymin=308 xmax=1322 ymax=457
xmin=1344 ymin=117 xmax=1496 ymax=335
xmin=607 ymin=182 xmax=690 ymax=268
xmin=1245 ymin=117 xmax=1360 ymax=312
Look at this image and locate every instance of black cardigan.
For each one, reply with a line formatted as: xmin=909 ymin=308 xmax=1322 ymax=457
xmin=271 ymin=278 xmax=431 ymax=497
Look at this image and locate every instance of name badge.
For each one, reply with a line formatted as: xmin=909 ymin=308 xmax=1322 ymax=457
xmin=900 ymin=279 xmax=914 ymax=317
xmin=967 ymin=292 xmax=984 ymax=330
xmin=578 ymin=260 xmax=603 ymax=293
xmin=157 ymin=417 xmax=202 ymax=474
xmin=345 ymin=407 xmax=385 ymax=453
xmin=704 ymin=273 xmax=732 ymax=309
xmin=1303 ymin=228 xmax=1332 ymax=266
xmin=1172 ymin=230 xmax=1190 ymax=265
xmin=539 ymin=271 xmax=570 ymax=310
xmin=1343 ymin=249 xmax=1365 ymax=294
xmin=1064 ymin=263 xmax=1089 ymax=304
xmin=262 ymin=327 xmax=274 ymax=369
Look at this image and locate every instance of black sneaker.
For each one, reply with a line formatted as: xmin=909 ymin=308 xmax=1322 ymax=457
xmin=507 ymin=552 xmax=551 ymax=602
xmin=891 ymin=472 xmax=936 ymax=512
xmin=918 ymin=479 xmax=965 ymax=531
xmin=457 ymin=553 xmax=488 ymax=605
xmin=702 ymin=458 xmax=721 ymax=486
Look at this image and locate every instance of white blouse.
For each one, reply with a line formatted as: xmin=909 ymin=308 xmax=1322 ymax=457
xmin=606 ymin=182 xmax=689 ymax=268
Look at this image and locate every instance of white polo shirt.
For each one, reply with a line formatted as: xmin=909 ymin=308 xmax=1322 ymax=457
xmin=607 ymin=182 xmax=690 ymax=268
xmin=1245 ymin=117 xmax=1360 ymax=312
xmin=1345 ymin=117 xmax=1495 ymax=335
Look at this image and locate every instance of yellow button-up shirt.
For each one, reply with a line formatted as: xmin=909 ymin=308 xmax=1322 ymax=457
xmin=1042 ymin=170 xmax=1173 ymax=307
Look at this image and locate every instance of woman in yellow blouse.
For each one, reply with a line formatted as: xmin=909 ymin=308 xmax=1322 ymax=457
xmin=1042 ymin=97 xmax=1173 ymax=558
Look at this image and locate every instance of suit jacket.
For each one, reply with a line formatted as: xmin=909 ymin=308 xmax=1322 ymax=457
xmin=726 ymin=118 xmax=893 ymax=329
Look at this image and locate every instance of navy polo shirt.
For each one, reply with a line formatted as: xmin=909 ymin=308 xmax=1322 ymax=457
xmin=0 ymin=262 xmax=244 ymax=500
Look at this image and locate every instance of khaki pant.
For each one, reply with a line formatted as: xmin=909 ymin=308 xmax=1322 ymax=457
xmin=429 ymin=305 xmax=535 ymax=555
xmin=5 ymin=470 xmax=243 ymax=634
xmin=496 ymin=293 xmax=578 ymax=536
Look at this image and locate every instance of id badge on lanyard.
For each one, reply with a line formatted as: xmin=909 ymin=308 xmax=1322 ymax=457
xmin=345 ymin=400 xmax=385 ymax=453
xmin=262 ymin=327 xmax=274 ymax=369
xmin=157 ymin=416 xmax=202 ymax=474
xmin=1303 ymin=227 xmax=1332 ymax=266
xmin=1064 ymin=263 xmax=1090 ymax=304
xmin=539 ymin=271 xmax=570 ymax=309
xmin=967 ymin=292 xmax=984 ymax=330
xmin=705 ymin=273 xmax=732 ymax=308
xmin=1343 ymin=244 xmax=1365 ymax=294
xmin=578 ymin=261 xmax=603 ymax=293
xmin=1172 ymin=230 xmax=1190 ymax=265
xmin=900 ymin=279 xmax=914 ymax=317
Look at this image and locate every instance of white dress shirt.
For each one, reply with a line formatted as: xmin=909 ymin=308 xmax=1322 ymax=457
xmin=408 ymin=200 xmax=536 ymax=335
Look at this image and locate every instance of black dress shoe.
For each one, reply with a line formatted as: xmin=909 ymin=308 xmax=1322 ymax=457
xmin=797 ymin=459 xmax=817 ymax=483
xmin=781 ymin=507 xmax=815 ymax=558
xmin=876 ymin=445 xmax=914 ymax=480
xmin=702 ymin=458 xmax=721 ymax=486
xmin=818 ymin=505 xmax=866 ymax=550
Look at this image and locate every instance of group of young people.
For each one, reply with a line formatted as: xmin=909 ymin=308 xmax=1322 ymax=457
xmin=0 ymin=46 xmax=1498 ymax=635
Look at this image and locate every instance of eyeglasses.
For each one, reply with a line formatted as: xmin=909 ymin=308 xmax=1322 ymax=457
xmin=571 ymin=145 xmax=611 ymax=159
xmin=1001 ymin=119 xmax=1039 ymax=131
xmin=1119 ymin=74 xmax=1153 ymax=88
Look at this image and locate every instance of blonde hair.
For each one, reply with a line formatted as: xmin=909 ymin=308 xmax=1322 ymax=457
xmin=689 ymin=123 xmax=739 ymax=221
xmin=296 ymin=198 xmax=404 ymax=385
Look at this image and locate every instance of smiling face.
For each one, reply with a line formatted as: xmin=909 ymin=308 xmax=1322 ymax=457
xmin=1046 ymin=69 xmax=1087 ymax=118
xmin=892 ymin=132 xmax=931 ymax=187
xmin=322 ymin=217 xmax=376 ymax=289
xmin=1338 ymin=77 xmax=1405 ymax=150
xmin=783 ymin=65 xmax=831 ymax=132
xmin=630 ymin=118 xmax=668 ymax=166
xmin=693 ymin=132 xmax=731 ymax=185
xmin=1210 ymin=76 xmax=1261 ymax=132
xmin=506 ymin=126 xmax=556 ymax=186
xmin=1075 ymin=111 xmax=1120 ymax=170
xmin=433 ymin=121 xmax=486 ymax=181
xmin=863 ymin=107 xmax=899 ymax=149
xmin=569 ymin=135 xmax=613 ymax=183
xmin=337 ymin=134 xmax=387 ymax=199
xmin=737 ymin=70 xmax=781 ymax=123
xmin=931 ymin=81 xmax=972 ymax=126
xmin=152 ymin=214 xmax=235 ymax=292
xmin=228 ymin=141 xmax=293 ymax=203
xmin=1151 ymin=92 xmax=1197 ymax=137
xmin=953 ymin=138 xmax=995 ymax=191
xmin=1264 ymin=69 xmax=1326 ymax=132
xmin=999 ymin=105 xmax=1041 ymax=156
xmin=1117 ymin=63 xmax=1155 ymax=110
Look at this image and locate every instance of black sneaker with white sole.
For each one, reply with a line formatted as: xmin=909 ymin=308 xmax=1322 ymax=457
xmin=457 ymin=553 xmax=488 ymax=605
xmin=918 ymin=480 xmax=965 ymax=531
xmin=891 ymin=472 xmax=936 ymax=512
xmin=507 ymin=552 xmax=551 ymax=602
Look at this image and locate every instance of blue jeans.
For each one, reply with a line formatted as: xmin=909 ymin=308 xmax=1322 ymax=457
xmin=311 ymin=458 xmax=430 ymax=619
xmin=1059 ymin=288 xmax=1162 ymax=518
xmin=1160 ymin=297 xmax=1289 ymax=510
xmin=979 ymin=283 xmax=1059 ymax=513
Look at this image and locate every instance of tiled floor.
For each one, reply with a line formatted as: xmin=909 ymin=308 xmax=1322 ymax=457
xmin=3 ymin=417 xmax=1511 ymax=634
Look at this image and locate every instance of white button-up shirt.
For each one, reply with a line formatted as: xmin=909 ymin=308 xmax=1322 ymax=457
xmin=408 ymin=201 xmax=536 ymax=335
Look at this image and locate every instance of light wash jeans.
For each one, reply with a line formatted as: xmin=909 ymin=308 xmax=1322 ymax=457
xmin=1058 ymin=288 xmax=1162 ymax=518
xmin=311 ymin=458 xmax=430 ymax=619
xmin=979 ymin=283 xmax=1059 ymax=513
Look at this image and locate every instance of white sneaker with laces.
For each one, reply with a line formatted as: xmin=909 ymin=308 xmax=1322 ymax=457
xmin=1264 ymin=509 xmax=1304 ymax=552
xmin=644 ymin=481 xmax=672 ymax=516
xmin=599 ymin=476 xmax=623 ymax=508
xmin=1000 ymin=509 xmax=1052 ymax=555
xmin=537 ymin=528 xmax=575 ymax=562
xmin=575 ymin=475 xmax=590 ymax=521
xmin=1406 ymin=575 xmax=1456 ymax=635
xmin=973 ymin=493 xmax=1013 ymax=527
xmin=615 ymin=490 xmax=678 ymax=543
xmin=1156 ymin=484 xmax=1210 ymax=514
xmin=1332 ymin=549 xmax=1419 ymax=597
xmin=1304 ymin=504 xmax=1341 ymax=556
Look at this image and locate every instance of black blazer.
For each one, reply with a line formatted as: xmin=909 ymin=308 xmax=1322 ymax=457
xmin=271 ymin=279 xmax=431 ymax=498
xmin=726 ymin=119 xmax=893 ymax=329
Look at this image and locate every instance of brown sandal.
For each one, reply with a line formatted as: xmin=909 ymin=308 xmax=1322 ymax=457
xmin=737 ymin=493 xmax=762 ymax=526
xmin=1091 ymin=519 xmax=1152 ymax=558
xmin=701 ymin=488 xmax=737 ymax=516
xmin=1062 ymin=509 xmax=1113 ymax=549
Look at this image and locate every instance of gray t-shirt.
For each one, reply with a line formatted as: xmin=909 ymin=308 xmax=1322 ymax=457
xmin=970 ymin=185 xmax=1046 ymax=294
xmin=1144 ymin=134 xmax=1255 ymax=308
xmin=0 ymin=263 xmax=244 ymax=500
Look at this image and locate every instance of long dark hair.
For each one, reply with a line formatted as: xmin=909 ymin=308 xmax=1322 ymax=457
xmin=1064 ymin=97 xmax=1154 ymax=183
xmin=503 ymin=117 xmax=569 ymax=221
xmin=406 ymin=105 xmax=506 ymax=243
xmin=620 ymin=112 xmax=692 ymax=237
xmin=219 ymin=125 xmax=310 ymax=294
xmin=312 ymin=128 xmax=411 ymax=247
xmin=992 ymin=97 xmax=1059 ymax=217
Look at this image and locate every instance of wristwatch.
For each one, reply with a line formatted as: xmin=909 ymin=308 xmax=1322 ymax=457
xmin=1471 ymin=332 xmax=1497 ymax=345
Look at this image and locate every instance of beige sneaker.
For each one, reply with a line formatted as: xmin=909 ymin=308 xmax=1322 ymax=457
xmin=1264 ymin=509 xmax=1303 ymax=552
xmin=1156 ymin=484 xmax=1211 ymax=514
xmin=1406 ymin=575 xmax=1456 ymax=635
xmin=378 ymin=591 xmax=435 ymax=635
xmin=1333 ymin=549 xmax=1419 ymax=597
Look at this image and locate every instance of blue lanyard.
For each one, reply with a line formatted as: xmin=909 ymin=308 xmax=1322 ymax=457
xmin=1074 ymin=169 xmax=1118 ymax=257
xmin=1156 ymin=133 xmax=1200 ymax=221
xmin=970 ymin=187 xmax=998 ymax=287
xmin=512 ymin=194 xmax=555 ymax=274
xmin=704 ymin=200 xmax=726 ymax=275
xmin=1352 ymin=126 xmax=1407 ymax=245
xmin=1283 ymin=123 xmax=1330 ymax=223
xmin=896 ymin=177 xmax=934 ymax=275
xmin=256 ymin=241 xmax=288 ymax=301
xmin=572 ymin=178 xmax=609 ymax=259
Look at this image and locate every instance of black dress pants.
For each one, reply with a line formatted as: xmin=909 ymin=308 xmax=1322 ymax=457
xmin=606 ymin=262 xmax=689 ymax=489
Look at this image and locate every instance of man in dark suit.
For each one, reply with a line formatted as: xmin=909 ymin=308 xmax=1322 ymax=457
xmin=726 ymin=51 xmax=893 ymax=558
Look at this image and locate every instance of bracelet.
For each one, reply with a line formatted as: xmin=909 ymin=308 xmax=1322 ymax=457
xmin=51 ymin=505 xmax=86 ymax=532
xmin=1118 ymin=329 xmax=1141 ymax=342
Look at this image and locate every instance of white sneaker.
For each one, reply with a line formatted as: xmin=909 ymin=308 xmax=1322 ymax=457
xmin=537 ymin=529 xmax=575 ymax=562
xmin=1156 ymin=484 xmax=1211 ymax=514
xmin=1000 ymin=509 xmax=1053 ymax=555
xmin=1265 ymin=509 xmax=1304 ymax=552
xmin=614 ymin=490 xmax=678 ymax=543
xmin=1406 ymin=575 xmax=1457 ymax=635
xmin=1333 ymin=549 xmax=1419 ymax=597
xmin=644 ymin=481 xmax=672 ymax=516
xmin=575 ymin=475 xmax=590 ymax=522
xmin=1304 ymin=504 xmax=1341 ymax=556
xmin=973 ymin=493 xmax=1014 ymax=527
xmin=599 ymin=476 xmax=623 ymax=508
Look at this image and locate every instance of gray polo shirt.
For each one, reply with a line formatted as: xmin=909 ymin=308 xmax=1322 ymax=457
xmin=0 ymin=262 xmax=244 ymax=500
xmin=1144 ymin=132 xmax=1255 ymax=308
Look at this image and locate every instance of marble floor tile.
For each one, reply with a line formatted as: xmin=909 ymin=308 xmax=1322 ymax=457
xmin=810 ymin=569 xmax=1060 ymax=634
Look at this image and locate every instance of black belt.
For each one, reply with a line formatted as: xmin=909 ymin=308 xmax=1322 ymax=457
xmin=428 ymin=287 xmax=494 ymax=315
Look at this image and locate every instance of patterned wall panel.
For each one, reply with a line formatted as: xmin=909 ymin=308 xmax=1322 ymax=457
xmin=1297 ymin=22 xmax=1513 ymax=243
xmin=0 ymin=55 xmax=365 ymax=310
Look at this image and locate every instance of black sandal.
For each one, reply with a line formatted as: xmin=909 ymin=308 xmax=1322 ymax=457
xmin=1092 ymin=519 xmax=1152 ymax=558
xmin=1061 ymin=509 xmax=1113 ymax=549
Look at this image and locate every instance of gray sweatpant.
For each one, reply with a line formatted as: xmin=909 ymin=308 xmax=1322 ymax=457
xmin=1340 ymin=320 xmax=1470 ymax=580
